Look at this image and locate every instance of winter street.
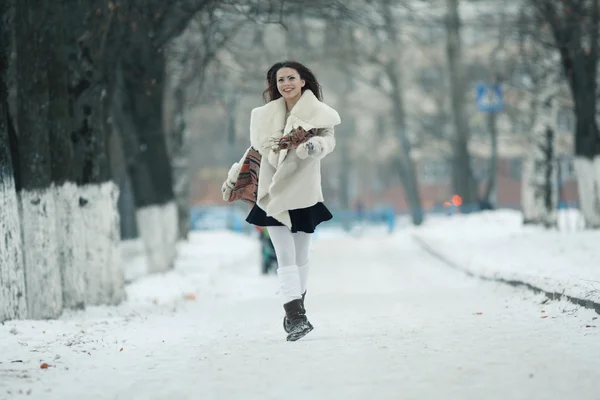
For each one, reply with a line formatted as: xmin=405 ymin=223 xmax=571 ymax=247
xmin=4 ymin=0 xmax=600 ymax=399
xmin=1 ymin=229 xmax=598 ymax=400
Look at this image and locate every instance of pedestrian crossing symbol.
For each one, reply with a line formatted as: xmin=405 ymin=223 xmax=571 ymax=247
xmin=475 ymin=83 xmax=504 ymax=112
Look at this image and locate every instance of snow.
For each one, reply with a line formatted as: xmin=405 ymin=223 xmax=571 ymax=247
xmin=1 ymin=225 xmax=599 ymax=399
xmin=413 ymin=209 xmax=600 ymax=305
xmin=124 ymin=230 xmax=260 ymax=305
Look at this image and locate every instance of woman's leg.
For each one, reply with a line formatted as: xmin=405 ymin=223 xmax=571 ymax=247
xmin=270 ymin=227 xmax=314 ymax=341
xmin=292 ymin=232 xmax=312 ymax=295
xmin=268 ymin=226 xmax=302 ymax=303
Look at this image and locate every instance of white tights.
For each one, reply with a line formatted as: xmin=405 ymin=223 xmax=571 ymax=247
xmin=268 ymin=226 xmax=312 ymax=303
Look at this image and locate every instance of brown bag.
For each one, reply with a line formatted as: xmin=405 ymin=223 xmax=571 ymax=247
xmin=228 ymin=127 xmax=316 ymax=205
xmin=228 ymin=147 xmax=262 ymax=205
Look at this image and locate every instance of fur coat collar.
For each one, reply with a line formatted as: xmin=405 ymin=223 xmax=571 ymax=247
xmin=249 ymin=90 xmax=341 ymax=155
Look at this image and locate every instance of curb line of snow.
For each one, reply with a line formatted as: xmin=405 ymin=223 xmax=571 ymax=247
xmin=412 ymin=234 xmax=600 ymax=315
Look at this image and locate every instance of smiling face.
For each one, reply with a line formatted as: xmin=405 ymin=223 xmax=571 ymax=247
xmin=276 ymin=67 xmax=305 ymax=101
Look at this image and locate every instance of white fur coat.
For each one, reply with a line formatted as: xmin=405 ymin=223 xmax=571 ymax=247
xmin=232 ymin=89 xmax=341 ymax=228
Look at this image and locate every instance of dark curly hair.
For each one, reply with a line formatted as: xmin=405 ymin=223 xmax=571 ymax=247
xmin=262 ymin=61 xmax=323 ymax=103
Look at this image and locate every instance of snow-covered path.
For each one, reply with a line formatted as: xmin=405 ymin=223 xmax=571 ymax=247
xmin=1 ymin=231 xmax=598 ymax=399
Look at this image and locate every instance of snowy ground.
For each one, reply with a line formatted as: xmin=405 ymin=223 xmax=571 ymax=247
xmin=1 ymin=227 xmax=599 ymax=399
xmin=413 ymin=209 xmax=600 ymax=306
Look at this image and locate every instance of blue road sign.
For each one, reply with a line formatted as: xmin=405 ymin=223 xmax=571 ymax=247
xmin=476 ymin=83 xmax=504 ymax=112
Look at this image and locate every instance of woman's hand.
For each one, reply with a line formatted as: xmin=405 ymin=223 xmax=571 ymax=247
xmin=222 ymin=179 xmax=235 ymax=201
xmin=296 ymin=138 xmax=322 ymax=159
xmin=222 ymin=161 xmax=242 ymax=201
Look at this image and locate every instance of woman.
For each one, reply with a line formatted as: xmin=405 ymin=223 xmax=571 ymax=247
xmin=222 ymin=61 xmax=341 ymax=341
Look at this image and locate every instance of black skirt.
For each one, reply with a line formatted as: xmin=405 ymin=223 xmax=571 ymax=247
xmin=246 ymin=202 xmax=333 ymax=234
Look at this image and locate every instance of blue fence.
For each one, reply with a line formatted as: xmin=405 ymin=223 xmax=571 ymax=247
xmin=190 ymin=200 xmax=582 ymax=234
xmin=190 ymin=205 xmax=253 ymax=234
xmin=190 ymin=204 xmax=397 ymax=234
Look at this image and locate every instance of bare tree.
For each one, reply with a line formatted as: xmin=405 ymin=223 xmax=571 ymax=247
xmin=166 ymin=7 xmax=246 ymax=239
xmin=15 ymin=0 xmax=63 ymax=319
xmin=517 ymin=4 xmax=561 ymax=227
xmin=445 ymin=0 xmax=477 ymax=211
xmin=46 ymin=0 xmax=91 ymax=310
xmin=380 ymin=0 xmax=424 ymax=225
xmin=63 ymin=1 xmax=124 ymax=307
xmin=2 ymin=0 xmax=126 ymax=320
xmin=327 ymin=1 xmax=424 ymax=224
xmin=107 ymin=0 xmax=220 ymax=273
xmin=110 ymin=0 xmax=276 ymax=271
xmin=478 ymin=2 xmax=512 ymax=209
xmin=533 ymin=0 xmax=600 ymax=228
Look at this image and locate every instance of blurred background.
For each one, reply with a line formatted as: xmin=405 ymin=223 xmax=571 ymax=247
xmin=2 ymin=0 xmax=597 ymax=320
xmin=178 ymin=0 xmax=583 ymax=234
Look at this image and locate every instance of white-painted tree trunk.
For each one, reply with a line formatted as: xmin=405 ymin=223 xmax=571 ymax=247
xmin=521 ymin=158 xmax=537 ymax=219
xmin=19 ymin=188 xmax=63 ymax=319
xmin=0 ymin=174 xmax=27 ymax=322
xmin=137 ymin=201 xmax=178 ymax=274
xmin=521 ymin=75 xmax=559 ymax=228
xmin=81 ymin=182 xmax=126 ymax=306
xmin=54 ymin=182 xmax=86 ymax=309
xmin=573 ymin=156 xmax=600 ymax=228
xmin=521 ymin=153 xmax=558 ymax=227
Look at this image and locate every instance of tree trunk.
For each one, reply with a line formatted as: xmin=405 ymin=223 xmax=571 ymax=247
xmin=387 ymin=64 xmax=424 ymax=225
xmin=110 ymin=123 xmax=139 ymax=240
xmin=541 ymin=0 xmax=600 ymax=227
xmin=66 ymin=0 xmax=124 ymax=306
xmin=333 ymin=61 xmax=354 ymax=229
xmin=338 ymin=128 xmax=352 ymax=212
xmin=112 ymin=2 xmax=180 ymax=273
xmin=224 ymin=93 xmax=238 ymax=231
xmin=380 ymin=1 xmax=423 ymax=225
xmin=570 ymin=65 xmax=600 ymax=227
xmin=116 ymin=44 xmax=178 ymax=273
xmin=521 ymin=108 xmax=558 ymax=228
xmin=337 ymin=117 xmax=353 ymax=231
xmin=481 ymin=111 xmax=498 ymax=209
xmin=446 ymin=0 xmax=477 ymax=212
xmin=573 ymin=156 xmax=600 ymax=228
xmin=570 ymin=49 xmax=600 ymax=227
xmin=15 ymin=0 xmax=62 ymax=319
xmin=171 ymin=86 xmax=191 ymax=240
xmin=0 ymin=2 xmax=27 ymax=322
xmin=390 ymin=99 xmax=424 ymax=225
xmin=480 ymin=1 xmax=508 ymax=211
xmin=78 ymin=182 xmax=123 ymax=305
xmin=45 ymin=0 xmax=87 ymax=310
xmin=76 ymin=87 xmax=124 ymax=307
